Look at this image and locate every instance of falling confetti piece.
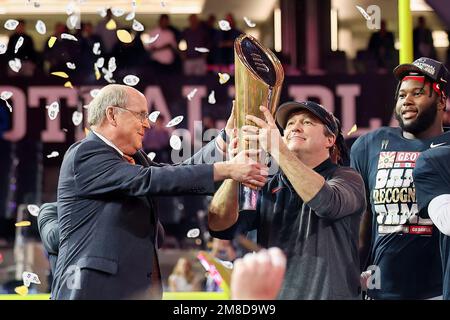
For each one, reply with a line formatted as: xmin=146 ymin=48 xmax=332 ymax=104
xmin=149 ymin=111 xmax=160 ymax=122
xmin=23 ymin=271 xmax=41 ymax=287
xmin=187 ymin=88 xmax=198 ymax=101
xmin=51 ymin=71 xmax=69 ymax=79
xmin=35 ymin=20 xmax=46 ymax=35
xmin=93 ymin=42 xmax=101 ymax=55
xmin=62 ymin=128 xmax=68 ymax=132
xmin=15 ymin=221 xmax=31 ymax=227
xmin=146 ymin=34 xmax=159 ymax=44
xmin=126 ymin=11 xmax=135 ymax=21
xmin=98 ymin=8 xmax=107 ymax=18
xmin=160 ymin=1 xmax=166 ymax=7
xmin=111 ymin=7 xmax=125 ymax=17
xmin=47 ymin=101 xmax=60 ymax=120
xmin=64 ymin=81 xmax=73 ymax=88
xmin=170 ymin=135 xmax=182 ymax=150
xmin=208 ymin=90 xmax=216 ymax=104
xmin=0 ymin=43 xmax=6 ymax=55
xmin=132 ymin=19 xmax=144 ymax=32
xmin=95 ymin=66 xmax=101 ymax=80
xmin=4 ymin=19 xmax=19 ymax=31
xmin=347 ymin=124 xmax=358 ymax=136
xmin=27 ymin=204 xmax=40 ymax=217
xmin=1 ymin=91 xmax=13 ymax=100
xmin=218 ymin=72 xmax=230 ymax=84
xmin=166 ymin=115 xmax=184 ymax=128
xmin=195 ymin=47 xmax=209 ymax=53
xmin=187 ymin=228 xmax=200 ymax=238
xmin=61 ymin=33 xmax=78 ymax=41
xmin=5 ymin=101 xmax=12 ymax=112
xmin=66 ymin=62 xmax=76 ymax=70
xmin=221 ymin=261 xmax=233 ymax=269
xmin=8 ymin=58 xmax=21 ymax=72
xmin=106 ymin=19 xmax=117 ymax=30
xmin=90 ymin=89 xmax=100 ymax=98
xmin=117 ymin=29 xmax=132 ymax=43
xmin=123 ymin=75 xmax=140 ymax=86
xmin=66 ymin=1 xmax=75 ymax=15
xmin=47 ymin=151 xmax=59 ymax=158
xmin=356 ymin=5 xmax=371 ymax=21
xmin=95 ymin=57 xmax=104 ymax=68
xmin=15 ymin=286 xmax=28 ymax=296
xmin=67 ymin=14 xmax=78 ymax=29
xmin=108 ymin=57 xmax=117 ymax=72
xmin=218 ymin=20 xmax=231 ymax=31
xmin=147 ymin=152 xmax=156 ymax=161
xmin=48 ymin=36 xmax=57 ymax=48
xmin=243 ymin=17 xmax=256 ymax=28
xmin=14 ymin=36 xmax=24 ymax=54
xmin=72 ymin=111 xmax=83 ymax=126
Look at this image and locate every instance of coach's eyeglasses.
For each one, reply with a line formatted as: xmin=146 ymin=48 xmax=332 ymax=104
xmin=112 ymin=106 xmax=149 ymax=124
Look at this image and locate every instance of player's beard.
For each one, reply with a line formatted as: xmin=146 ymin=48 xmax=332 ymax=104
xmin=395 ymin=99 xmax=438 ymax=135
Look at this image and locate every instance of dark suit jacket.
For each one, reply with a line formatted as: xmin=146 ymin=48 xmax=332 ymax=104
xmin=37 ymin=202 xmax=59 ymax=277
xmin=52 ymin=132 xmax=221 ymax=299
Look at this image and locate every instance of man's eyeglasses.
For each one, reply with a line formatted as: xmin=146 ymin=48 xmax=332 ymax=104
xmin=112 ymin=106 xmax=149 ymax=124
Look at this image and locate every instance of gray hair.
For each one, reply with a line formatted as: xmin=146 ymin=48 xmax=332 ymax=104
xmin=87 ymin=84 xmax=129 ymax=126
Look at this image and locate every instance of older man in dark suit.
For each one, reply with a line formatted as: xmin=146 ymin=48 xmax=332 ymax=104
xmin=51 ymin=84 xmax=268 ymax=300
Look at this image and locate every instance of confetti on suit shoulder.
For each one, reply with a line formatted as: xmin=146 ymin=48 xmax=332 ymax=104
xmin=149 ymin=111 xmax=160 ymax=122
xmin=117 ymin=29 xmax=132 ymax=43
xmin=218 ymin=72 xmax=230 ymax=84
xmin=106 ymin=19 xmax=117 ymax=30
xmin=15 ymin=285 xmax=28 ymax=296
xmin=22 ymin=271 xmax=41 ymax=287
xmin=72 ymin=111 xmax=83 ymax=126
xmin=195 ymin=47 xmax=209 ymax=53
xmin=187 ymin=88 xmax=197 ymax=101
xmin=35 ymin=20 xmax=46 ymax=35
xmin=4 ymin=19 xmax=19 ymax=31
xmin=187 ymin=228 xmax=200 ymax=238
xmin=123 ymin=75 xmax=140 ymax=86
xmin=51 ymin=71 xmax=69 ymax=78
xmin=64 ymin=81 xmax=73 ymax=88
xmin=9 ymin=58 xmax=21 ymax=72
xmin=218 ymin=20 xmax=231 ymax=31
xmin=15 ymin=221 xmax=31 ymax=227
xmin=166 ymin=115 xmax=183 ymax=127
xmin=27 ymin=204 xmax=40 ymax=217
xmin=244 ymin=17 xmax=256 ymax=28
xmin=356 ymin=5 xmax=371 ymax=21
xmin=48 ymin=36 xmax=57 ymax=48
xmin=347 ymin=124 xmax=357 ymax=136
xmin=208 ymin=90 xmax=216 ymax=104
xmin=132 ymin=20 xmax=144 ymax=32
xmin=147 ymin=152 xmax=156 ymax=161
xmin=47 ymin=151 xmax=59 ymax=158
xmin=170 ymin=135 xmax=182 ymax=150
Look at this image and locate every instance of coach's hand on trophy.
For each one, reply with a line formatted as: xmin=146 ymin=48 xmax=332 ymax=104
xmin=226 ymin=148 xmax=269 ymax=189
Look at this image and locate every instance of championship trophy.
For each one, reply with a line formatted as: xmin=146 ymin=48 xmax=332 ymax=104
xmin=233 ymin=34 xmax=284 ymax=211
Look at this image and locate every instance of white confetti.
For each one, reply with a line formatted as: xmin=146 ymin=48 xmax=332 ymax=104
xmin=108 ymin=57 xmax=117 ymax=72
xmin=218 ymin=20 xmax=231 ymax=31
xmin=145 ymin=34 xmax=159 ymax=44
xmin=147 ymin=152 xmax=156 ymax=161
xmin=132 ymin=19 xmax=144 ymax=32
xmin=356 ymin=5 xmax=371 ymax=21
xmin=98 ymin=8 xmax=107 ymax=18
xmin=72 ymin=111 xmax=83 ymax=126
xmin=90 ymin=89 xmax=100 ymax=98
xmin=104 ymin=73 xmax=115 ymax=84
xmin=61 ymin=33 xmax=78 ymax=41
xmin=66 ymin=1 xmax=75 ymax=15
xmin=126 ymin=11 xmax=135 ymax=21
xmin=67 ymin=15 xmax=79 ymax=30
xmin=9 ymin=58 xmax=21 ymax=72
xmin=218 ymin=72 xmax=230 ymax=84
xmin=149 ymin=111 xmax=160 ymax=123
xmin=187 ymin=228 xmax=200 ymax=238
xmin=160 ymin=1 xmax=166 ymax=7
xmin=35 ymin=20 xmax=46 ymax=35
xmin=111 ymin=7 xmax=125 ymax=17
xmin=170 ymin=135 xmax=182 ymax=150
xmin=221 ymin=260 xmax=234 ymax=269
xmin=187 ymin=88 xmax=197 ymax=101
xmin=123 ymin=75 xmax=140 ymax=86
xmin=93 ymin=42 xmax=101 ymax=55
xmin=5 ymin=100 xmax=12 ymax=112
xmin=194 ymin=47 xmax=209 ymax=53
xmin=243 ymin=17 xmax=256 ymax=28
xmin=46 ymin=151 xmax=59 ymax=158
xmin=95 ymin=57 xmax=104 ymax=68
xmin=0 ymin=91 xmax=13 ymax=100
xmin=27 ymin=205 xmax=40 ymax=217
xmin=0 ymin=43 xmax=6 ymax=55
xmin=66 ymin=62 xmax=76 ymax=70
xmin=22 ymin=272 xmax=41 ymax=288
xmin=46 ymin=101 xmax=59 ymax=120
xmin=4 ymin=19 xmax=19 ymax=31
xmin=208 ymin=90 xmax=216 ymax=104
xmin=14 ymin=36 xmax=23 ymax=54
xmin=166 ymin=115 xmax=183 ymax=128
